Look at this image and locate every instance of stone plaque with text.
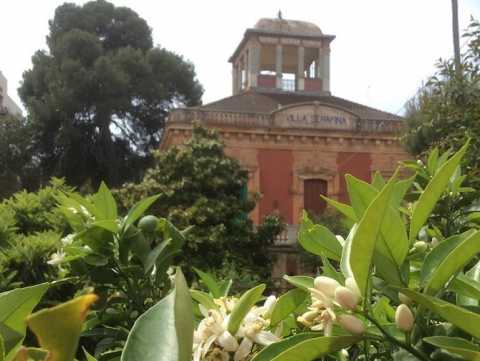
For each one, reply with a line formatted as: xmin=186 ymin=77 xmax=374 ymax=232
xmin=273 ymin=104 xmax=359 ymax=130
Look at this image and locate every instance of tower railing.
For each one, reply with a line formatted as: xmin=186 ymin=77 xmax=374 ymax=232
xmin=281 ymin=79 xmax=296 ymax=92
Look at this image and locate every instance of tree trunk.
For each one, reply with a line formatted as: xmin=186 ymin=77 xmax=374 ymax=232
xmin=97 ymin=112 xmax=119 ymax=186
xmin=452 ymin=0 xmax=462 ymax=78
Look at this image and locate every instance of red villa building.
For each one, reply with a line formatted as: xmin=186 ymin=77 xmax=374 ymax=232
xmin=160 ymin=16 xmax=410 ymax=276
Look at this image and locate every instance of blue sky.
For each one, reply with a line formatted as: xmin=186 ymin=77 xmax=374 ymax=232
xmin=1 ymin=0 xmax=479 ymax=115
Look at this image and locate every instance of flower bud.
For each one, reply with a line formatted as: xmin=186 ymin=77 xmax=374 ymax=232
xmin=398 ymin=292 xmax=412 ymax=305
xmin=335 ymin=286 xmax=359 ymax=310
xmin=337 ymin=314 xmax=365 ymax=335
xmin=217 ymin=330 xmax=239 ymax=352
xmin=345 ymin=277 xmax=361 ymax=298
xmin=413 ymin=241 xmax=428 ymax=253
xmin=395 ymin=304 xmax=414 ymax=332
xmin=302 ymin=310 xmax=319 ymax=322
xmin=314 ymin=276 xmax=340 ymax=299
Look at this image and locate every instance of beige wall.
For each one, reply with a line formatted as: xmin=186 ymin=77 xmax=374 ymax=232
xmin=0 ymin=71 xmax=23 ymax=117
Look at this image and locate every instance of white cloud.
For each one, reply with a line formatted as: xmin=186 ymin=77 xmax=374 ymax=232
xmin=1 ymin=0 xmax=479 ymax=115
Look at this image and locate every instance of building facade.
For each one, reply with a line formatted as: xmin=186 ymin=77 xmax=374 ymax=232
xmin=0 ymin=71 xmax=22 ymax=117
xmin=160 ymin=17 xmax=410 ymax=277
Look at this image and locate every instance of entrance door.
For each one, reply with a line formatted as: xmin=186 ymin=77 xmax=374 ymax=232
xmin=304 ymin=179 xmax=328 ymax=216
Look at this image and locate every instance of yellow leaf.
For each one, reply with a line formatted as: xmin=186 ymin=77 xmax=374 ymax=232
xmin=27 ymin=294 xmax=98 ymax=361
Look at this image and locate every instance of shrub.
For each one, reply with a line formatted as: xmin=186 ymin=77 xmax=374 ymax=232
xmin=1 ymin=178 xmax=72 ymax=235
xmin=0 ymin=178 xmax=75 ymax=294
xmin=115 ymin=125 xmax=282 ymax=283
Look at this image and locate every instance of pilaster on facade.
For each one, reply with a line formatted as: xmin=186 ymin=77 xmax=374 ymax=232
xmin=275 ymin=44 xmax=283 ymax=88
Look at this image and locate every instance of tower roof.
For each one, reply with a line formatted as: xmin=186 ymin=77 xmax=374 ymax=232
xmin=229 ymin=17 xmax=334 ymax=62
xmin=254 ymin=18 xmax=323 ymax=37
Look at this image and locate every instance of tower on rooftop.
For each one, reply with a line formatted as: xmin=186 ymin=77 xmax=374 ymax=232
xmin=229 ymin=17 xmax=335 ymax=96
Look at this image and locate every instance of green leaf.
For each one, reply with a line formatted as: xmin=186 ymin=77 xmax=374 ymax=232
xmin=227 ymin=284 xmax=265 ymax=335
xmin=343 ymin=175 xmax=407 ymax=286
xmin=144 ymin=240 xmax=171 ymax=273
xmin=372 ymin=297 xmax=395 ymax=324
xmin=90 ymin=220 xmax=120 ymax=233
xmin=163 ymin=219 xmax=186 ymax=250
xmin=321 ymin=256 xmax=345 ymax=284
xmin=392 ymin=176 xmax=415 ymax=206
xmin=449 ymin=274 xmax=480 ymax=302
xmin=400 ymin=289 xmax=480 ymax=338
xmin=282 ymin=275 xmax=314 ymax=291
xmin=190 ymin=290 xmax=218 ymax=311
xmin=193 ymin=268 xmax=222 ymax=298
xmin=0 ymin=283 xmax=49 ymax=360
xmin=252 ymin=334 xmax=362 ymax=361
xmin=0 ymin=324 xmax=22 ymax=360
xmin=27 ymin=294 xmax=98 ymax=361
xmin=93 ymin=182 xmax=118 ymax=220
xmin=423 ymin=336 xmax=480 ymax=360
xmin=58 ymin=192 xmax=100 ymax=220
xmin=346 ymin=175 xmax=379 ymax=219
xmin=121 ymin=268 xmax=193 ymax=361
xmin=372 ymin=171 xmax=386 ymax=190
xmin=219 ymin=279 xmax=233 ymax=297
xmin=427 ymin=147 xmax=439 ymax=175
xmin=409 ymin=141 xmax=469 ymax=242
xmin=424 ymin=230 xmax=480 ymax=295
xmin=123 ymin=194 xmax=160 ymax=231
xmin=270 ymin=289 xmax=308 ymax=326
xmin=420 ymin=232 xmax=471 ymax=285
xmin=321 ymin=196 xmax=357 ymax=221
xmin=148 ymin=220 xmax=185 ymax=274
xmin=349 ymin=174 xmax=397 ymax=297
xmin=0 ymin=335 xmax=4 ymax=361
xmin=251 ymin=333 xmax=321 ymax=361
xmin=457 ymin=261 xmax=480 ymax=306
xmin=298 ymin=212 xmax=342 ymax=261
xmin=11 ymin=347 xmax=48 ymax=361
xmin=83 ymin=347 xmax=98 ymax=361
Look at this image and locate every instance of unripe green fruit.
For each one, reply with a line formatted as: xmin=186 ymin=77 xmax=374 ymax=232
xmin=138 ymin=215 xmax=159 ymax=233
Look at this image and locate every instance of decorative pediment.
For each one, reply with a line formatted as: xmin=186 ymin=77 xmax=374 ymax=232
xmin=272 ymin=102 xmax=360 ymax=131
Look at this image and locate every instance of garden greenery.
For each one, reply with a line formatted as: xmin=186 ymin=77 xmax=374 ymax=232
xmin=119 ymin=140 xmax=480 ymax=361
xmin=1 ymin=142 xmax=480 ymax=361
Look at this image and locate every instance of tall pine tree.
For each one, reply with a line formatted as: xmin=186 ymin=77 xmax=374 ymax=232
xmin=19 ymin=0 xmax=203 ymax=188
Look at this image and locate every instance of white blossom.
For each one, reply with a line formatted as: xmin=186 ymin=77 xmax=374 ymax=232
xmin=61 ymin=234 xmax=75 ymax=246
xmin=47 ymin=250 xmax=66 ymax=266
xmin=299 ymin=276 xmax=362 ymax=336
xmin=193 ymin=295 xmax=280 ymax=361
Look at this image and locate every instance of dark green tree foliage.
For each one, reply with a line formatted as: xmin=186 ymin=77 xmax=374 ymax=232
xmin=116 ymin=125 xmax=283 ymax=281
xmin=0 ymin=113 xmax=38 ymax=198
xmin=403 ymin=19 xmax=480 ymax=189
xmin=19 ymin=0 xmax=203 ymax=188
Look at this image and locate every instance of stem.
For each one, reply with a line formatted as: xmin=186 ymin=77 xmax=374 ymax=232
xmin=405 ymin=331 xmax=412 ymax=346
xmin=364 ymin=339 xmax=370 ymax=361
xmin=364 ymin=314 xmax=430 ymax=361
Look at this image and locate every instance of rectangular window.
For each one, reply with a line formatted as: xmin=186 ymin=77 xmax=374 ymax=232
xmin=304 ymin=179 xmax=328 ymax=216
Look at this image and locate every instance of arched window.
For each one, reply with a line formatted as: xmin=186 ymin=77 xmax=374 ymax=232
xmin=304 ymin=179 xmax=328 ymax=216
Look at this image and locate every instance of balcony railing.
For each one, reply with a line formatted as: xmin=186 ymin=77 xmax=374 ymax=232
xmin=281 ymin=79 xmax=296 ymax=92
xmin=274 ymin=225 xmax=299 ymax=246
